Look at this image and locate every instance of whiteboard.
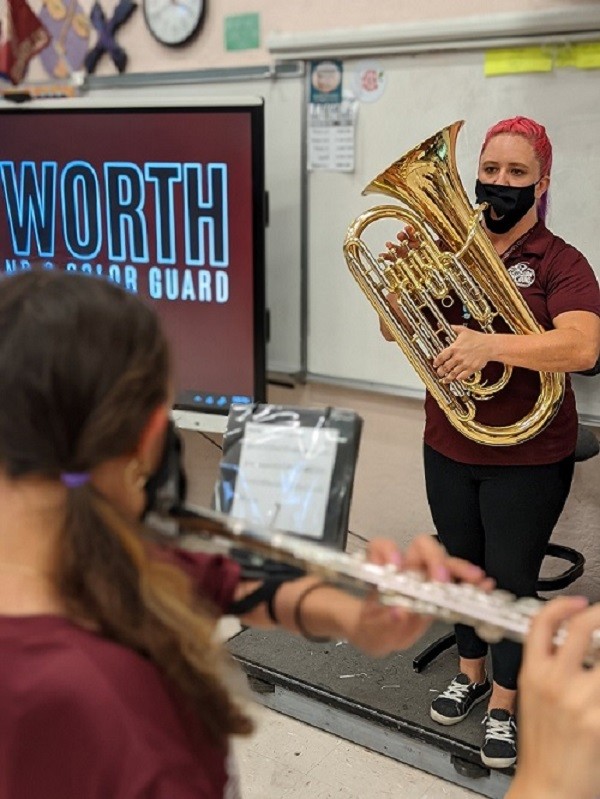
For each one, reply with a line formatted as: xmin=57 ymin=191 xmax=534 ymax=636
xmin=84 ymin=70 xmax=305 ymax=377
xmin=307 ymin=50 xmax=600 ymax=419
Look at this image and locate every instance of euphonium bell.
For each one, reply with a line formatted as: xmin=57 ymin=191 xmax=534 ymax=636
xmin=343 ymin=120 xmax=564 ymax=446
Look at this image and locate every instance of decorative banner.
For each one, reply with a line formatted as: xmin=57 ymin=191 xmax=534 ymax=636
xmin=224 ymin=12 xmax=259 ymax=52
xmin=0 ymin=0 xmax=50 ymax=84
xmin=309 ymin=59 xmax=343 ymax=104
xmin=351 ymin=59 xmax=386 ymax=103
xmin=84 ymin=0 xmax=136 ymax=74
xmin=39 ymin=0 xmax=90 ymax=79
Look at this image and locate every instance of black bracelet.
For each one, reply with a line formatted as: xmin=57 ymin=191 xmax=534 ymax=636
xmin=228 ymin=579 xmax=285 ymax=622
xmin=266 ymin=584 xmax=281 ymax=624
xmin=293 ymin=581 xmax=331 ymax=643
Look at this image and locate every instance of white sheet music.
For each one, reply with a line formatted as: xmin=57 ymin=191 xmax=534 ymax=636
xmin=230 ymin=422 xmax=339 ymax=537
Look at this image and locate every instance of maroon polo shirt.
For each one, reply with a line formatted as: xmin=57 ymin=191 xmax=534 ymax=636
xmin=424 ymin=221 xmax=600 ymax=465
xmin=0 ymin=551 xmax=242 ymax=799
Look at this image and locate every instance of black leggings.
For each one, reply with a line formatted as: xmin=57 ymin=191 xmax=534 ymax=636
xmin=423 ymin=444 xmax=575 ymax=690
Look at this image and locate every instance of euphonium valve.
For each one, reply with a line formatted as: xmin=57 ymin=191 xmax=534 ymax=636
xmin=343 ymin=120 xmax=565 ymax=446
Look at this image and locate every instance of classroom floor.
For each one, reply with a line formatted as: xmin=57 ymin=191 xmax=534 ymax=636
xmin=217 ymin=619 xmax=480 ymax=799
xmin=235 ymin=703 xmax=480 ymax=799
xmin=216 ymin=619 xmax=481 ymax=799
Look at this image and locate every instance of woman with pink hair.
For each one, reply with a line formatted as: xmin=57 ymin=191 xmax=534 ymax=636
xmin=383 ymin=116 xmax=600 ymax=768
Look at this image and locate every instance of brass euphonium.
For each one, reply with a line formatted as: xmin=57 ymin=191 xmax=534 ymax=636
xmin=343 ymin=120 xmax=565 ymax=446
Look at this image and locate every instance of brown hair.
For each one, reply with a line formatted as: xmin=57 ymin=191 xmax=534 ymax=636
xmin=0 ymin=270 xmax=251 ymax=744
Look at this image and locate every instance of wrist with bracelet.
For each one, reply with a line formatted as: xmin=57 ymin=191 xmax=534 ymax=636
xmin=293 ymin=581 xmax=332 ymax=643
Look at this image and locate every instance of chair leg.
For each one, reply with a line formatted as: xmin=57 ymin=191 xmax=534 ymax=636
xmin=412 ymin=632 xmax=456 ymax=673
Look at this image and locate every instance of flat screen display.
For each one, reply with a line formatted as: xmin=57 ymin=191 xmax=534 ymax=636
xmin=0 ymin=99 xmax=267 ymax=414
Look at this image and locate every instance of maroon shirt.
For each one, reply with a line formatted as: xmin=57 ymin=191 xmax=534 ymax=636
xmin=424 ymin=221 xmax=600 ymax=465
xmin=0 ymin=551 xmax=242 ymax=799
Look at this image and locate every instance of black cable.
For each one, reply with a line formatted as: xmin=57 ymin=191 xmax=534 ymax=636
xmin=198 ymin=431 xmax=223 ymax=452
xmin=347 ymin=529 xmax=369 ymax=544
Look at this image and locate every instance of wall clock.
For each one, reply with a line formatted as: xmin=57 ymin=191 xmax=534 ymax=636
xmin=143 ymin=0 xmax=206 ymax=47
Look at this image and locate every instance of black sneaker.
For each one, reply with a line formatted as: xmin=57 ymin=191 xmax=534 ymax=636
xmin=481 ymin=708 xmax=517 ymax=769
xmin=430 ymin=672 xmax=491 ymax=726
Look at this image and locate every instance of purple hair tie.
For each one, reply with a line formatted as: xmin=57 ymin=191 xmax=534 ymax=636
xmin=60 ymin=472 xmax=90 ymax=489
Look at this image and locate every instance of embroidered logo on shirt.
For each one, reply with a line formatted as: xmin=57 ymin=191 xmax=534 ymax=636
xmin=507 ymin=262 xmax=535 ymax=288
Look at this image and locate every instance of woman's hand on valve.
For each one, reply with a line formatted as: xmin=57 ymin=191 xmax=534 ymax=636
xmin=434 ymin=325 xmax=497 ymax=383
xmin=377 ymin=226 xmax=418 ymax=342
xmin=380 ymin=224 xmax=420 ymax=265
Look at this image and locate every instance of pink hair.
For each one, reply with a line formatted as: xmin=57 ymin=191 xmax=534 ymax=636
xmin=480 ymin=116 xmax=552 ymax=220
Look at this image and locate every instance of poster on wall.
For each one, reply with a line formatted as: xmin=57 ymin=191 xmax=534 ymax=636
xmin=310 ymin=59 xmax=343 ymax=104
xmin=307 ymin=102 xmax=357 ymax=172
xmin=351 ymin=60 xmax=386 ymax=103
xmin=307 ymin=59 xmax=356 ymax=172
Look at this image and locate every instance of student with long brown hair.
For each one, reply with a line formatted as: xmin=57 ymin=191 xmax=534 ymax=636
xmin=0 ymin=269 xmax=490 ymax=799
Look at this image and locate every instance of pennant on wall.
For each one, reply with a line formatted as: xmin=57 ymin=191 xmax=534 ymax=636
xmin=0 ymin=0 xmax=50 ymax=84
xmin=39 ymin=0 xmax=91 ymax=80
xmin=84 ymin=0 xmax=136 ymax=74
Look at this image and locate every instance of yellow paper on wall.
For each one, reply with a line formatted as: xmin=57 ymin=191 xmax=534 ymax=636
xmin=554 ymin=42 xmax=600 ymax=69
xmin=572 ymin=42 xmax=600 ymax=69
xmin=484 ymin=47 xmax=553 ymax=77
xmin=554 ymin=46 xmax=578 ymax=68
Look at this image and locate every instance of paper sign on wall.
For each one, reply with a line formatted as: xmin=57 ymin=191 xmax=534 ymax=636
xmin=484 ymin=47 xmax=553 ymax=76
xmin=555 ymin=41 xmax=600 ymax=69
xmin=485 ymin=42 xmax=600 ymax=76
xmin=310 ymin=60 xmax=343 ymax=104
xmin=352 ymin=60 xmax=386 ymax=103
xmin=224 ymin=13 xmax=260 ymax=51
xmin=308 ymin=100 xmax=357 ymax=172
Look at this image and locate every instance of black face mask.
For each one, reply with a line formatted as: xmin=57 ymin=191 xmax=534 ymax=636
xmin=475 ymin=179 xmax=537 ymax=234
xmin=143 ymin=420 xmax=187 ymax=518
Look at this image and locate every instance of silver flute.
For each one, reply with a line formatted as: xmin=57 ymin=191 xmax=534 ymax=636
xmin=159 ymin=506 xmax=599 ymax=661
